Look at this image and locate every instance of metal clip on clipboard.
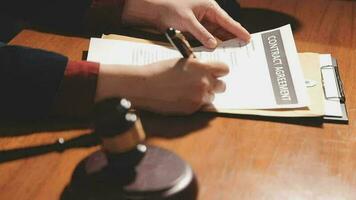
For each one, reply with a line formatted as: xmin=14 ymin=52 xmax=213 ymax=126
xmin=320 ymin=57 xmax=348 ymax=123
xmin=321 ymin=65 xmax=345 ymax=103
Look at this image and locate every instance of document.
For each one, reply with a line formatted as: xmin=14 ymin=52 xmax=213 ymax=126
xmin=88 ymin=25 xmax=309 ymax=110
xmin=213 ymin=53 xmax=324 ymax=117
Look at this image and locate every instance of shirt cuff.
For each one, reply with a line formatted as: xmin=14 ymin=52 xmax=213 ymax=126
xmin=51 ymin=60 xmax=100 ymax=117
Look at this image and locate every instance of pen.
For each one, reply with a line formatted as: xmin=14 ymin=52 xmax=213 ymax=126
xmin=165 ymin=28 xmax=196 ymax=58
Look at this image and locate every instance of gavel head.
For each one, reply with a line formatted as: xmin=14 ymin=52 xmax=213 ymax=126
xmin=93 ymin=98 xmax=146 ymax=154
xmin=61 ymin=98 xmax=197 ymax=200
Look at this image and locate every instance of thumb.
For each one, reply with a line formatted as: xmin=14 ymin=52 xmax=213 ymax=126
xmin=185 ymin=14 xmax=217 ymax=49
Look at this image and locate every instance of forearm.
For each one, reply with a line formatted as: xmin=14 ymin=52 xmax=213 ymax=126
xmin=1 ymin=0 xmax=127 ymax=33
xmin=95 ymin=64 xmax=148 ymax=102
xmin=0 ymin=45 xmax=68 ymax=120
xmin=51 ymin=61 xmax=100 ymax=117
xmin=121 ymin=0 xmax=160 ymax=28
xmin=0 ymin=44 xmax=150 ymax=120
xmin=86 ymin=0 xmax=127 ymax=33
xmin=2 ymin=0 xmax=92 ymax=26
xmin=0 ymin=45 xmax=227 ymax=120
xmin=0 ymin=44 xmax=102 ymax=120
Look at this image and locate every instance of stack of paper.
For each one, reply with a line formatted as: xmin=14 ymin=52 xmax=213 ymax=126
xmin=87 ymin=25 xmax=348 ymax=122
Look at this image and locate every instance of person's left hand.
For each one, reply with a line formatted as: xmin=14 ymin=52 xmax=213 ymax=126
xmin=121 ymin=0 xmax=250 ymax=48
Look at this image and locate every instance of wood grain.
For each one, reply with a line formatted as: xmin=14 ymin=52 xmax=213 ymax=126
xmin=1 ymin=1 xmax=355 ymax=199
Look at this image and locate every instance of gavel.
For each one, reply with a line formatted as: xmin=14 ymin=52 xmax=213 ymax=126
xmin=61 ymin=98 xmax=197 ymax=200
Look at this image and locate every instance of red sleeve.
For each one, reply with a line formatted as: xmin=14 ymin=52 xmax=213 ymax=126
xmin=51 ymin=61 xmax=100 ymax=117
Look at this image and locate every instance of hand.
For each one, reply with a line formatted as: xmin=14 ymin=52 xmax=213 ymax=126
xmin=96 ymin=58 xmax=229 ymax=115
xmin=121 ymin=0 xmax=250 ymax=48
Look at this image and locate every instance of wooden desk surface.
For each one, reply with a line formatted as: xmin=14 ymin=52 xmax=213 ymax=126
xmin=1 ymin=0 xmax=355 ymax=199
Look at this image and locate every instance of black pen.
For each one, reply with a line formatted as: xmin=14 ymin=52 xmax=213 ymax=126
xmin=165 ymin=28 xmax=196 ymax=58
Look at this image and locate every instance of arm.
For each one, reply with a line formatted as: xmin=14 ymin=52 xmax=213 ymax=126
xmin=0 ymin=43 xmax=229 ymax=120
xmin=54 ymin=58 xmax=229 ymax=117
xmin=1 ymin=0 xmax=92 ymax=27
xmin=0 ymin=45 xmax=68 ymax=120
xmin=0 ymin=44 xmax=104 ymax=120
xmin=0 ymin=0 xmax=125 ymax=34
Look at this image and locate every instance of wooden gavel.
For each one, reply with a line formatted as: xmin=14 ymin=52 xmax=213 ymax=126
xmin=61 ymin=98 xmax=197 ymax=200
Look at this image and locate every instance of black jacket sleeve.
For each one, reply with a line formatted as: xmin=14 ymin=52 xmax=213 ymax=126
xmin=0 ymin=44 xmax=68 ymax=120
xmin=1 ymin=0 xmax=93 ymax=33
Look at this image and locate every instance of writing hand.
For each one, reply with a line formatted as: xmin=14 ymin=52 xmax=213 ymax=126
xmin=96 ymin=58 xmax=229 ymax=115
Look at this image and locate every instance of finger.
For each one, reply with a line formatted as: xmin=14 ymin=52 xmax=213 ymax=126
xmin=211 ymin=79 xmax=226 ymax=93
xmin=212 ymin=6 xmax=251 ymax=42
xmin=202 ymin=61 xmax=229 ymax=77
xmin=202 ymin=92 xmax=215 ymax=104
xmin=185 ymin=13 xmax=218 ymax=49
xmin=211 ymin=28 xmax=236 ymax=41
xmin=201 ymin=21 xmax=234 ymax=41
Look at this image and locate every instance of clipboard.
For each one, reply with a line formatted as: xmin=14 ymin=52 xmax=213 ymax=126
xmin=321 ymin=56 xmax=348 ymax=123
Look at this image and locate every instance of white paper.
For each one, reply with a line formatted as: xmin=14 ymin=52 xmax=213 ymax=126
xmin=88 ymin=38 xmax=180 ymax=65
xmin=88 ymin=25 xmax=309 ymax=110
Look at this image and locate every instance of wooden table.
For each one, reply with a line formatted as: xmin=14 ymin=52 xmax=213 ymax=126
xmin=1 ymin=0 xmax=355 ymax=199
